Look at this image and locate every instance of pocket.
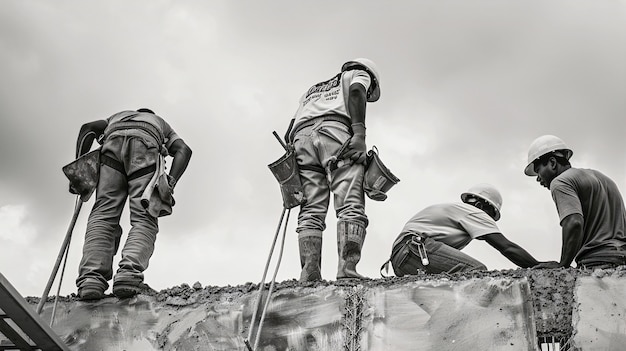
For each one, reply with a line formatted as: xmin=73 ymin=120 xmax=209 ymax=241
xmin=317 ymin=123 xmax=350 ymax=144
xmin=391 ymin=241 xmax=424 ymax=277
xmin=129 ymin=137 xmax=158 ymax=172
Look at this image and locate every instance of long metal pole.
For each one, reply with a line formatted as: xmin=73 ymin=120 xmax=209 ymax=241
xmin=245 ymin=207 xmax=287 ymax=348
xmin=36 ymin=197 xmax=82 ymax=314
xmin=253 ymin=208 xmax=290 ymax=351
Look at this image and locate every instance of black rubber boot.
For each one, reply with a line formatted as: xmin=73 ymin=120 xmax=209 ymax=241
xmin=336 ymin=221 xmax=366 ymax=279
xmin=299 ymin=236 xmax=322 ymax=282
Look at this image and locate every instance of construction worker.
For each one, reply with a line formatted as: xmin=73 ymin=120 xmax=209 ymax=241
xmin=288 ymin=58 xmax=381 ymax=281
xmin=525 ymin=135 xmax=626 ymax=269
xmin=385 ymin=184 xmax=539 ymax=276
xmin=72 ymin=108 xmax=192 ymax=300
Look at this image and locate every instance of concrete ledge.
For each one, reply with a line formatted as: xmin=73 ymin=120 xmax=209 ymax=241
xmin=26 ymin=268 xmax=626 ymax=350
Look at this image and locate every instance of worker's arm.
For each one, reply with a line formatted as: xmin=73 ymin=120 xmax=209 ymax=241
xmin=166 ymin=139 xmax=192 ymax=189
xmin=75 ymin=120 xmax=108 ymax=158
xmin=557 ymin=213 xmax=585 ymax=267
xmin=342 ymin=83 xmax=368 ymax=164
xmin=533 ymin=214 xmax=584 ymax=269
xmin=479 ymin=232 xmax=540 ymax=268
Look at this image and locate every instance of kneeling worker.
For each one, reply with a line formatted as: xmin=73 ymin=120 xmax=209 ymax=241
xmin=385 ymin=184 xmax=539 ymax=276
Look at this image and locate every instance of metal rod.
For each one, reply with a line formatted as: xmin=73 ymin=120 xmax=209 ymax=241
xmin=50 ymin=233 xmax=71 ymax=327
xmin=253 ymin=208 xmax=290 ymax=351
xmin=272 ymin=131 xmax=288 ymax=151
xmin=245 ymin=207 xmax=287 ymax=346
xmin=36 ymin=197 xmax=82 ymax=314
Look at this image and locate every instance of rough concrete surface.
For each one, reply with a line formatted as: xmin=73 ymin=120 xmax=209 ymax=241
xmin=21 ymin=267 xmax=626 ymax=350
xmin=572 ymin=268 xmax=626 ymax=350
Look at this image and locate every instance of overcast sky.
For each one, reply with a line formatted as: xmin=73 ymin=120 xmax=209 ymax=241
xmin=1 ymin=1 xmax=625 ymax=297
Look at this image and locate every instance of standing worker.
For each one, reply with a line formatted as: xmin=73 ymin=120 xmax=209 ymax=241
xmin=288 ymin=58 xmax=381 ymax=281
xmin=71 ymin=108 xmax=192 ymax=300
xmin=385 ymin=184 xmax=539 ymax=276
xmin=525 ymin=135 xmax=626 ymax=269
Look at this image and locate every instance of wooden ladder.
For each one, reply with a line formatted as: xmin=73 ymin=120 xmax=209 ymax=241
xmin=0 ymin=273 xmax=69 ymax=351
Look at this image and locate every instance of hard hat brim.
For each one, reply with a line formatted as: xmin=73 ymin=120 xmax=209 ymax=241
xmin=461 ymin=192 xmax=501 ymax=221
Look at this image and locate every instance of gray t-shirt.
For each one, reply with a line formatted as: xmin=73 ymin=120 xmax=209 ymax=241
xmin=550 ymin=168 xmax=626 ymax=263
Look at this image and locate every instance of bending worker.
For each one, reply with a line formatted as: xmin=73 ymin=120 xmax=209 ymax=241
xmin=288 ymin=58 xmax=381 ymax=281
xmin=386 ymin=184 xmax=539 ymax=276
xmin=525 ymin=135 xmax=626 ymax=270
xmin=72 ymin=108 xmax=192 ymax=300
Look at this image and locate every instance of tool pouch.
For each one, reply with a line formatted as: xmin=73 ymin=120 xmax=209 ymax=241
xmin=268 ymin=148 xmax=306 ymax=209
xmin=62 ymin=149 xmax=101 ymax=202
xmin=364 ymin=146 xmax=400 ymax=201
xmin=380 ymin=235 xmax=426 ymax=277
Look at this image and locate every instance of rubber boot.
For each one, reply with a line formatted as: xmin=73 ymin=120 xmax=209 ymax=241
xmin=336 ymin=221 xmax=366 ymax=279
xmin=299 ymin=236 xmax=322 ymax=282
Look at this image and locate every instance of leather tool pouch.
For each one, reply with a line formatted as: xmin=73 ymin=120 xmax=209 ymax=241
xmin=268 ymin=148 xmax=306 ymax=209
xmin=364 ymin=146 xmax=400 ymax=201
xmin=62 ymin=149 xmax=101 ymax=202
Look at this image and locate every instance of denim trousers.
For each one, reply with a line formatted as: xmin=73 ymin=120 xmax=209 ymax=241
xmin=293 ymin=120 xmax=368 ymax=238
xmin=76 ymin=132 xmax=159 ymax=292
xmin=393 ymin=235 xmax=487 ymax=276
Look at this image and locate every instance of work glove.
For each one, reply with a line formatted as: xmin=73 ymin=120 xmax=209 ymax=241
xmin=342 ymin=123 xmax=367 ymax=165
xmin=166 ymin=174 xmax=177 ymax=193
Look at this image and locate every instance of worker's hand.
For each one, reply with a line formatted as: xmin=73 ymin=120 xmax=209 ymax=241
xmin=166 ymin=174 xmax=177 ymax=191
xmin=342 ymin=123 xmax=367 ymax=164
xmin=342 ymin=134 xmax=367 ymax=164
xmin=533 ymin=261 xmax=561 ymax=269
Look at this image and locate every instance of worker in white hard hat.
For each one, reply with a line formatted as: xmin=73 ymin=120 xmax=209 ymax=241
xmin=285 ymin=58 xmax=381 ymax=281
xmin=382 ymin=184 xmax=540 ymax=276
xmin=525 ymin=135 xmax=626 ymax=270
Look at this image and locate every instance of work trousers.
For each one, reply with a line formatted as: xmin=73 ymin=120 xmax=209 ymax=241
xmin=293 ymin=119 xmax=368 ymax=239
xmin=393 ymin=235 xmax=487 ymax=276
xmin=76 ymin=132 xmax=159 ymax=292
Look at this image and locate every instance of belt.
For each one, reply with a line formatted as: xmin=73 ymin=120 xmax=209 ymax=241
xmin=101 ymin=154 xmax=156 ymax=181
xmin=289 ymin=115 xmax=351 ymax=141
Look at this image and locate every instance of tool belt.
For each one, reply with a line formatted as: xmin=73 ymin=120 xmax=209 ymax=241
xmin=268 ymin=148 xmax=306 ymax=209
xmin=364 ymin=146 xmax=400 ymax=201
xmin=63 ymin=149 xmax=157 ymax=202
xmin=380 ymin=234 xmax=430 ymax=277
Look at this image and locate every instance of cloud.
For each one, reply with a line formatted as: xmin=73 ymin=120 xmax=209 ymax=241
xmin=0 ymin=204 xmax=38 ymax=244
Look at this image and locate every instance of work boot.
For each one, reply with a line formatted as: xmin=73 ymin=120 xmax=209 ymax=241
xmin=299 ymin=236 xmax=322 ymax=282
xmin=78 ymin=286 xmax=104 ymax=301
xmin=113 ymin=282 xmax=151 ymax=299
xmin=336 ymin=221 xmax=366 ymax=279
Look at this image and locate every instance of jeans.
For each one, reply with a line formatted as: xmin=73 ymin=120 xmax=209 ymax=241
xmin=393 ymin=235 xmax=487 ymax=276
xmin=76 ymin=132 xmax=159 ymax=292
xmin=293 ymin=119 xmax=367 ymax=238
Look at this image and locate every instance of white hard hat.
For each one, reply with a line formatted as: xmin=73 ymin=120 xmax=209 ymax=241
xmin=341 ymin=58 xmax=381 ymax=102
xmin=524 ymin=135 xmax=573 ymax=176
xmin=461 ymin=183 xmax=503 ymax=221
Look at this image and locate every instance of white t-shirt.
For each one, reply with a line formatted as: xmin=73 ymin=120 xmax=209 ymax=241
xmin=292 ymin=69 xmax=371 ymax=127
xmin=393 ymin=202 xmax=501 ymax=250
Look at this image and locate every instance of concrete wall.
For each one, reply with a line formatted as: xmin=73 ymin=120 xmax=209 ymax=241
xmin=27 ymin=268 xmax=626 ymax=351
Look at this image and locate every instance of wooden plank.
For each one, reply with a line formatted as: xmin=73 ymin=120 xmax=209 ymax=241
xmin=0 ymin=273 xmax=69 ymax=351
